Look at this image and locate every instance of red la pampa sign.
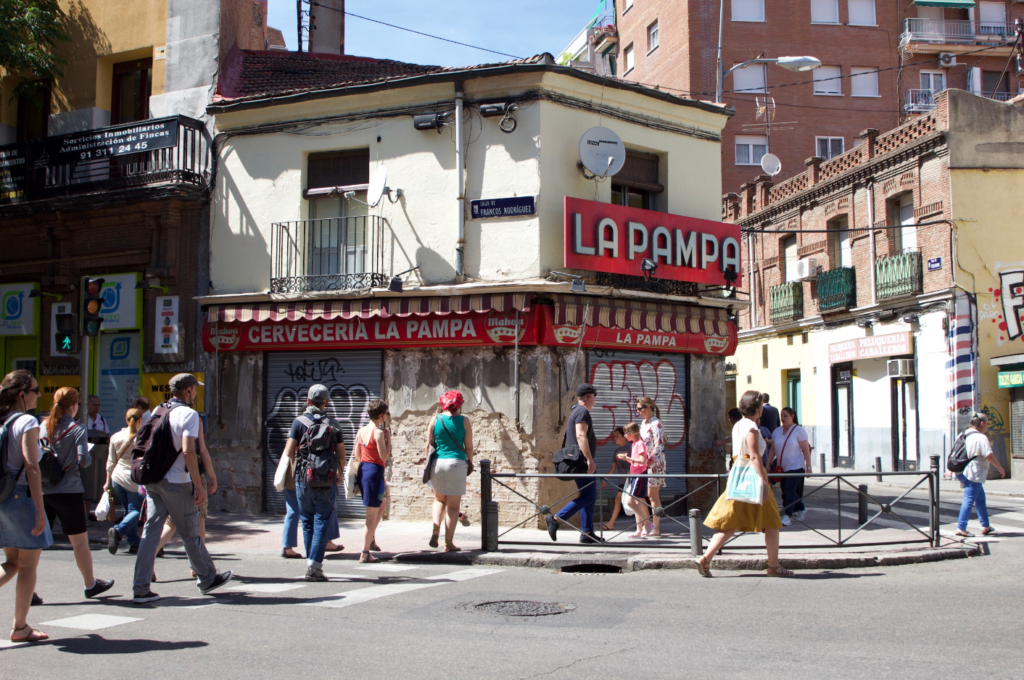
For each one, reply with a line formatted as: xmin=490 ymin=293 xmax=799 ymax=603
xmin=563 ymin=197 xmax=742 ymax=286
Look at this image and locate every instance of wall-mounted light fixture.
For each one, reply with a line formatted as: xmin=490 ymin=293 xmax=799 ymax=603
xmin=549 ymin=271 xmax=586 ymax=293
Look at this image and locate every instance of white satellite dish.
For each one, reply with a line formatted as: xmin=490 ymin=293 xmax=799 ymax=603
xmin=579 ymin=127 xmax=626 ymax=178
xmin=760 ymin=152 xmax=782 ymax=177
xmin=367 ymin=166 xmax=388 ymax=207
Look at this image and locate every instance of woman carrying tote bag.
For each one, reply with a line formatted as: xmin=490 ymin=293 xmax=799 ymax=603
xmin=695 ymin=390 xmax=791 ymax=578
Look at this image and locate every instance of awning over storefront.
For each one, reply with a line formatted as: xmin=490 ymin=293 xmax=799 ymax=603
xmin=206 ymin=293 xmax=532 ymax=324
xmin=552 ymin=295 xmax=733 ymax=338
xmin=913 ymin=0 xmax=974 ymax=8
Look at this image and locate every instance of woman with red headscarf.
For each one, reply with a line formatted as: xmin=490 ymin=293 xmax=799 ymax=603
xmin=426 ymin=390 xmax=475 ymax=551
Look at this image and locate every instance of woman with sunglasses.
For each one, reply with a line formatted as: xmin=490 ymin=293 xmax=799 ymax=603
xmin=636 ymin=397 xmax=665 ymax=536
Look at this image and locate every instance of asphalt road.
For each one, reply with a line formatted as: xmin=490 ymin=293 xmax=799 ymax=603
xmin=3 ymin=493 xmax=1024 ymax=679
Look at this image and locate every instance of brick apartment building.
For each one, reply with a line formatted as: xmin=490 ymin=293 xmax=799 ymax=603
xmin=722 ymin=89 xmax=1024 ymax=478
xmin=564 ymin=0 xmax=1024 ymax=192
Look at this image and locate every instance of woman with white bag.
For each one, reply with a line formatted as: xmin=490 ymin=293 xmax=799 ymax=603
xmin=695 ymin=391 xmax=790 ymax=578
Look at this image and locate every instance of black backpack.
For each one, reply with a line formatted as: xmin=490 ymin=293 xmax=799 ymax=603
xmin=130 ymin=401 xmax=184 ymax=485
xmin=553 ymin=406 xmax=590 ymax=481
xmin=946 ymin=431 xmax=973 ymax=473
xmin=38 ymin=422 xmax=81 ymax=486
xmin=0 ymin=412 xmax=24 ymax=503
xmin=296 ymin=415 xmax=340 ymax=488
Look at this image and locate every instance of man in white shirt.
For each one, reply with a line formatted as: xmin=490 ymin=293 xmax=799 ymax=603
xmin=86 ymin=395 xmax=110 ymax=434
xmin=132 ymin=374 xmax=231 ymax=602
xmin=955 ymin=412 xmax=1007 ymax=538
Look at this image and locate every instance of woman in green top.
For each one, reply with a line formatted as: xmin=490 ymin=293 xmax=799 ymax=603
xmin=427 ymin=390 xmax=475 ymax=552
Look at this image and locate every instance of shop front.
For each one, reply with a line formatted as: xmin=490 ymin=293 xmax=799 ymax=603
xmin=0 ymin=283 xmax=41 ymax=380
xmin=992 ymin=354 xmax=1024 ymax=479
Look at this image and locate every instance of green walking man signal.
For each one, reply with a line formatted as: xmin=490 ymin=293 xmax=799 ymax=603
xmin=54 ymin=313 xmax=79 ymax=354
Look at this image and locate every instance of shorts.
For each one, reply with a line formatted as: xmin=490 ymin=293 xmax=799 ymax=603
xmin=166 ymin=473 xmax=208 ymax=529
xmin=358 ymin=462 xmax=387 ymax=508
xmin=0 ymin=486 xmax=53 ymax=550
xmin=43 ymin=492 xmax=88 ymax=536
xmin=432 ymin=458 xmax=467 ymax=496
xmin=625 ymin=476 xmax=648 ymax=499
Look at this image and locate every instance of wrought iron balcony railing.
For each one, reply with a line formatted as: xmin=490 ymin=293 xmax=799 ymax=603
xmin=0 ymin=115 xmax=210 ymax=206
xmin=817 ymin=266 xmax=857 ymax=312
xmin=270 ymin=215 xmax=388 ymax=293
xmin=903 ymin=18 xmax=1014 ymax=44
xmin=876 ymin=250 xmax=923 ymax=300
xmin=770 ymin=282 xmax=804 ymax=323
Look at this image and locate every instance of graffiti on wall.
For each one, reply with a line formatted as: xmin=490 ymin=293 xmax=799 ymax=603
xmin=981 ymin=404 xmax=1006 ymax=433
xmin=979 ymin=261 xmax=1024 ymax=345
xmin=588 ymin=357 xmax=686 ymax=447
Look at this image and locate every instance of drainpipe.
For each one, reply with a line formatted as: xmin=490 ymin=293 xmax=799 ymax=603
xmin=748 ymin=233 xmax=758 ymax=328
xmin=455 ymin=81 xmax=465 ymax=282
xmin=867 ymin=181 xmax=877 ymax=305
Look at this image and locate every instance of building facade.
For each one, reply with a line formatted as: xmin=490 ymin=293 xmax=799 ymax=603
xmin=202 ymin=48 xmax=743 ymax=522
xmin=562 ymin=0 xmax=1024 ymax=194
xmin=725 ymin=89 xmax=1024 ymax=478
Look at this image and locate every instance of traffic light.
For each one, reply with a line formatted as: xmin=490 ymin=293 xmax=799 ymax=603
xmin=54 ymin=313 xmax=79 ymax=354
xmin=82 ymin=277 xmax=105 ymax=336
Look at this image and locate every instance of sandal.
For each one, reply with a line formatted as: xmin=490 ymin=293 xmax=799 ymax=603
xmin=370 ymin=540 xmax=381 ymax=552
xmin=10 ymin=624 xmax=48 ymax=642
xmin=428 ymin=532 xmax=439 ymax=549
xmin=444 ymin=542 xmax=461 ymax=553
xmin=629 ymin=530 xmax=644 ymax=538
xmin=459 ymin=512 xmax=470 ymax=527
xmin=358 ymin=551 xmax=378 ymax=563
xmin=981 ymin=527 xmax=996 ymax=536
xmin=766 ymin=564 xmax=794 ymax=577
xmin=955 ymin=530 xmax=974 ymax=538
xmin=324 ymin=542 xmax=343 ymax=552
xmin=694 ymin=558 xmax=712 ymax=578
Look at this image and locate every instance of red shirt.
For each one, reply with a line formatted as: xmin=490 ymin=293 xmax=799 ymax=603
xmin=629 ymin=440 xmax=649 ymax=474
xmin=358 ymin=428 xmax=386 ymax=466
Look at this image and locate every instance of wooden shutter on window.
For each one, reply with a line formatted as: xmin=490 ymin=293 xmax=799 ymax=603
xmin=307 ymin=149 xmax=370 ymax=192
xmin=614 ymin=150 xmax=663 ymax=192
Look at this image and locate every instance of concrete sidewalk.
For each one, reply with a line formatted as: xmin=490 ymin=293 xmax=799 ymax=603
xmin=874 ymin=475 xmax=1024 ymax=498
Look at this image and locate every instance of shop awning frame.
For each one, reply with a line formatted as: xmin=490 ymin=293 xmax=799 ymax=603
xmin=207 ymin=293 xmax=532 ymax=324
xmin=553 ymin=294 xmax=733 ymax=338
xmin=912 ymin=0 xmax=974 ymax=8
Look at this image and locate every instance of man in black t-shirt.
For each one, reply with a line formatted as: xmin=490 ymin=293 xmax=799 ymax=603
xmin=547 ymin=383 xmax=605 ymax=544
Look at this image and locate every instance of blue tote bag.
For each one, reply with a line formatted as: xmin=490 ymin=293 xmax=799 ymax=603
xmin=726 ymin=455 xmax=764 ymax=505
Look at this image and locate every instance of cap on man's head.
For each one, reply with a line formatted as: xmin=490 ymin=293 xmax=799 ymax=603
xmin=576 ymin=383 xmax=596 ymax=398
xmin=307 ymin=384 xmax=330 ymax=404
xmin=168 ymin=373 xmax=204 ymax=392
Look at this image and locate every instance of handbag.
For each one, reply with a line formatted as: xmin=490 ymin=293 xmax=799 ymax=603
xmin=422 ymin=419 xmax=438 ymax=485
xmin=553 ymin=407 xmax=589 ymax=481
xmin=770 ymin=427 xmax=797 ymax=485
xmin=726 ymin=454 xmax=764 ymax=505
xmin=273 ymin=453 xmax=290 ymax=492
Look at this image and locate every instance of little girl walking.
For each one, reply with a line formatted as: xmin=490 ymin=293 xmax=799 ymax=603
xmin=620 ymin=422 xmax=654 ymax=538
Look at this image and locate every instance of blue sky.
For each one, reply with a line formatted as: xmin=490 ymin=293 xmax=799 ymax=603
xmin=266 ymin=0 xmax=601 ymax=66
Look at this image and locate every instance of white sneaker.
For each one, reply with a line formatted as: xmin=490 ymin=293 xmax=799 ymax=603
xmin=794 ymin=509 xmax=806 ymax=522
xmin=781 ymin=515 xmax=792 ymax=526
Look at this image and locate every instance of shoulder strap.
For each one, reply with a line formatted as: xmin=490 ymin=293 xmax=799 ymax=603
xmin=296 ymin=415 xmax=314 ymax=428
xmin=439 ymin=416 xmax=467 ymax=455
xmin=777 ymin=426 xmax=797 ymax=466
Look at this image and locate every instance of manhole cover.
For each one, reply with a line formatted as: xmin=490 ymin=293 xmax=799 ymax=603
xmin=473 ymin=600 xmax=575 ymax=617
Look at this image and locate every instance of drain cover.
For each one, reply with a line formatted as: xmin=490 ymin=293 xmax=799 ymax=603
xmin=473 ymin=600 xmax=575 ymax=617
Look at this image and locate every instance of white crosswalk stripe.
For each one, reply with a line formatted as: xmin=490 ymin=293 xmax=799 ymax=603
xmin=40 ymin=614 xmax=142 ymax=631
xmin=357 ymin=564 xmax=419 ymax=572
xmin=305 ymin=567 xmax=503 ymax=609
xmin=226 ymin=583 xmax=307 ymax=593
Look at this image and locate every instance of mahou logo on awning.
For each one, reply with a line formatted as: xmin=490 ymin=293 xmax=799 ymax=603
xmin=563 ymin=197 xmax=742 ymax=287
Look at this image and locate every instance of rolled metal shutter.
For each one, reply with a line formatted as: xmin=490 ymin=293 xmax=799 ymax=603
xmin=264 ymin=350 xmax=383 ymax=517
xmin=586 ymin=350 xmax=689 ymax=512
xmin=1012 ymin=387 xmax=1024 ymax=462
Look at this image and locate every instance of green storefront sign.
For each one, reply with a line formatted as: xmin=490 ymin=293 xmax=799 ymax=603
xmin=997 ymin=371 xmax=1024 ymax=388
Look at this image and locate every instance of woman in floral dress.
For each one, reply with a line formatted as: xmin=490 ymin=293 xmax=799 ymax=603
xmin=637 ymin=397 xmax=665 ymax=536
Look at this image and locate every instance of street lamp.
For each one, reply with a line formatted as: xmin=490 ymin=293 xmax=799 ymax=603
xmin=716 ymin=56 xmax=822 ymax=104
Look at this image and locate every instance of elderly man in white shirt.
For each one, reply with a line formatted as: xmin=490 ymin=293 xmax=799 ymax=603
xmin=955 ymin=412 xmax=1007 ymax=537
xmin=86 ymin=395 xmax=110 ymax=434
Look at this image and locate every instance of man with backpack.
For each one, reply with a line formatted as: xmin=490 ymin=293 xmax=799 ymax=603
xmin=547 ymin=383 xmax=604 ymax=544
xmin=951 ymin=412 xmax=1006 ymax=538
xmin=283 ymin=384 xmax=346 ymax=582
xmin=131 ymin=374 xmax=232 ymax=603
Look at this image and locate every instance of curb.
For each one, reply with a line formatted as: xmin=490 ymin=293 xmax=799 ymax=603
xmin=393 ymin=545 xmax=979 ymax=571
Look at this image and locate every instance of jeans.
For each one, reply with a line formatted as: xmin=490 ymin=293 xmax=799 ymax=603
xmin=297 ymin=481 xmax=337 ymax=570
xmin=956 ymin=475 xmax=989 ymax=531
xmin=282 ymin=488 xmax=299 ymax=549
xmin=556 ymin=478 xmax=597 ymax=534
xmin=780 ymin=469 xmax=806 ymax=517
xmin=133 ymin=479 xmax=218 ymax=595
xmin=112 ymin=483 xmax=144 ymax=546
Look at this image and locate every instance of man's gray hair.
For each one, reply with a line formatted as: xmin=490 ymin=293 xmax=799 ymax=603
xmin=969 ymin=412 xmax=987 ymax=428
xmin=88 ymin=394 xmax=100 ymax=402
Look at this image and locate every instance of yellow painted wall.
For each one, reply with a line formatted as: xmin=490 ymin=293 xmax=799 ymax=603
xmin=951 ymin=168 xmax=1024 ymax=447
xmin=730 ymin=331 xmax=818 ymax=428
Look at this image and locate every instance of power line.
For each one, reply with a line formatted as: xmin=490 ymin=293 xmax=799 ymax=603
xmin=307 ymin=2 xmax=523 ymax=60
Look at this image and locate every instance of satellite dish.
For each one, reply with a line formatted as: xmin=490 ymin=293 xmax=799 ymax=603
xmin=367 ymin=166 xmax=388 ymax=207
xmin=760 ymin=153 xmax=782 ymax=177
xmin=579 ymin=127 xmax=625 ymax=178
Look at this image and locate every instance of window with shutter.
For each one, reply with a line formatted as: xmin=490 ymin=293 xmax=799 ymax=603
xmin=850 ymin=67 xmax=879 ymax=97
xmin=624 ymin=44 xmax=635 ymax=73
xmin=735 ymin=136 xmax=768 ymax=166
xmin=611 ymin=150 xmax=662 ymax=209
xmin=848 ymin=0 xmax=875 ymax=25
xmin=307 ymin=149 xmax=370 ymax=194
xmin=732 ymin=0 xmax=765 ymax=22
xmin=810 ymin=0 xmax=839 ymax=23
xmin=813 ymin=66 xmax=842 ymax=95
xmin=733 ymin=64 xmax=766 ymax=93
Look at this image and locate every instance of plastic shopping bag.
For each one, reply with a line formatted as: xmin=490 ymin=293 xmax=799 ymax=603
xmin=726 ymin=456 xmax=764 ymax=505
xmin=95 ymin=491 xmax=112 ymax=519
xmin=621 ymin=490 xmax=634 ymax=516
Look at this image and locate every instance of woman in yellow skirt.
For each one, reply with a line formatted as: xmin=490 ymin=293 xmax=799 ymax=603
xmin=695 ymin=390 xmax=792 ymax=577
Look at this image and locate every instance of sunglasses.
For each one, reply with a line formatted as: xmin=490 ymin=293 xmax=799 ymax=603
xmin=636 ymin=405 xmax=649 ymax=412
xmin=26 ymin=387 xmax=40 ymax=395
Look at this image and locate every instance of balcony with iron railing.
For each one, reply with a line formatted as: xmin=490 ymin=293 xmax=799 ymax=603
xmin=0 ymin=116 xmax=210 ymax=207
xmin=270 ymin=215 xmax=388 ymax=293
xmin=817 ymin=267 xmax=857 ymax=312
xmin=770 ymin=281 xmax=804 ymax=323
xmin=905 ymin=88 xmax=1015 ymax=112
xmin=903 ymin=18 xmax=1015 ymax=44
xmin=876 ymin=250 xmax=923 ymax=300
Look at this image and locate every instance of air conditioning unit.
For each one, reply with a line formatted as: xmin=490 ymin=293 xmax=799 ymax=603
xmin=794 ymin=258 xmax=818 ymax=280
xmin=938 ymin=53 xmax=957 ymax=68
xmin=887 ymin=359 xmax=915 ymax=377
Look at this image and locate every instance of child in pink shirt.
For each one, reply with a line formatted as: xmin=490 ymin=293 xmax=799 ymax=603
xmin=618 ymin=422 xmax=654 ymax=538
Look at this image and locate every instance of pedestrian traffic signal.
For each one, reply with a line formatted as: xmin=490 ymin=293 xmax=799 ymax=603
xmin=82 ymin=277 xmax=105 ymax=336
xmin=54 ymin=312 xmax=79 ymax=354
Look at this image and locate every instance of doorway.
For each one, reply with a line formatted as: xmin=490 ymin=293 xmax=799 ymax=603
xmin=786 ymin=368 xmax=802 ymax=425
xmin=891 ymin=376 xmax=919 ymax=471
xmin=832 ymin=363 xmax=854 ymax=468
